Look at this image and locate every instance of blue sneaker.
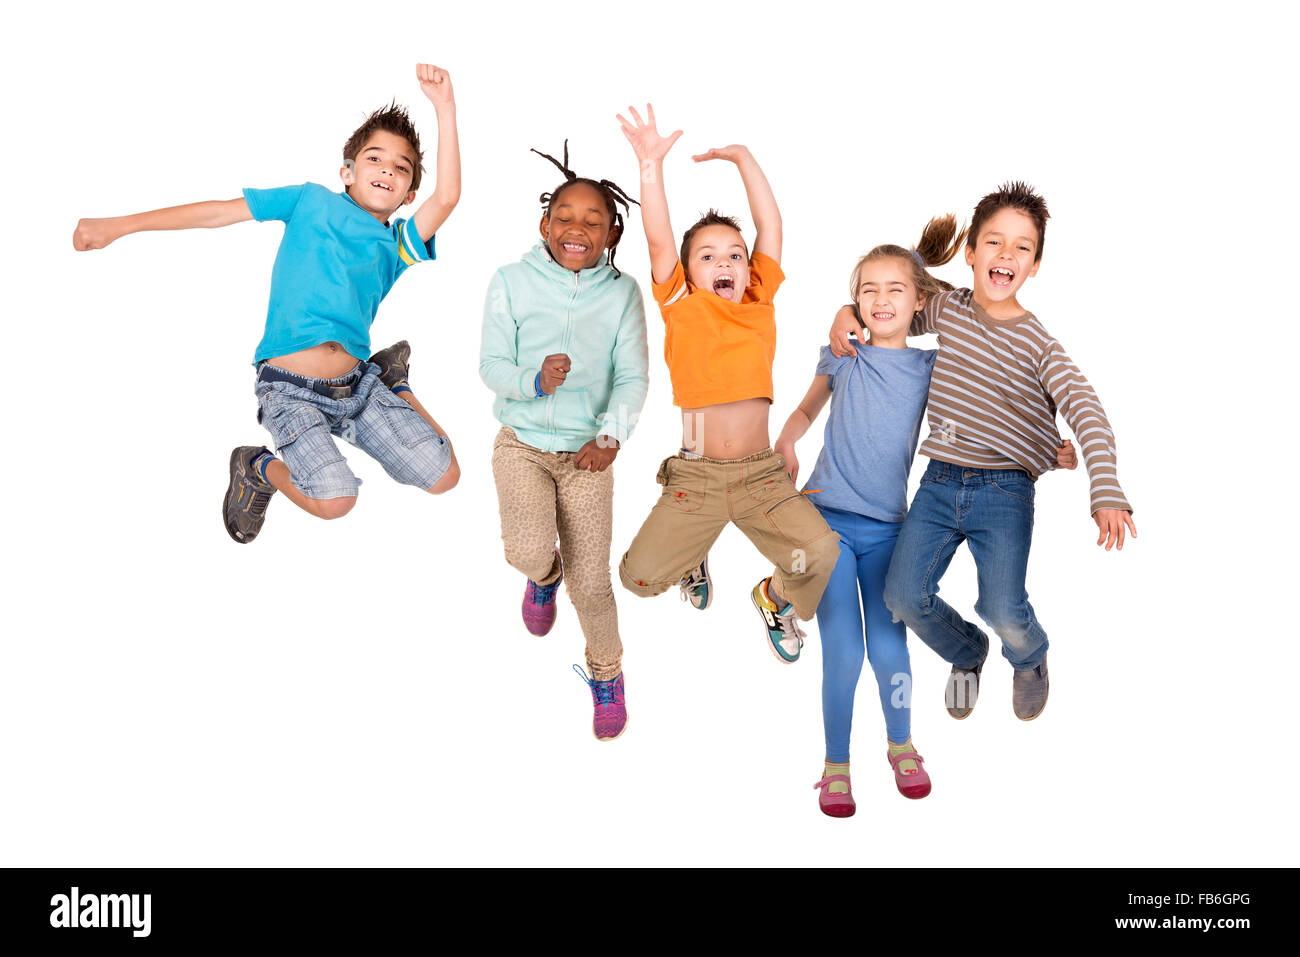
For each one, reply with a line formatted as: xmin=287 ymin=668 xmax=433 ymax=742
xmin=751 ymin=577 xmax=805 ymax=664
xmin=679 ymin=557 xmax=712 ymax=610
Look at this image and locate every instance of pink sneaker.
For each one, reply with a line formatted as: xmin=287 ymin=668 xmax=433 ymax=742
xmin=813 ymin=774 xmax=856 ymax=818
xmin=888 ymin=749 xmax=932 ymax=800
xmin=522 ymin=550 xmax=563 ymax=636
xmin=573 ymin=665 xmax=628 ymax=741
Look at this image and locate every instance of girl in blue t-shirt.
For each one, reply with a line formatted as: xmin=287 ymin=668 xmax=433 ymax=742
xmin=778 ymin=217 xmax=1076 ymax=816
xmin=774 ymin=217 xmax=961 ymax=817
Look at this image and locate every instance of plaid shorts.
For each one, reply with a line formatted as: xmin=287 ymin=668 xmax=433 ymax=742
xmin=255 ymin=362 xmax=450 ymax=499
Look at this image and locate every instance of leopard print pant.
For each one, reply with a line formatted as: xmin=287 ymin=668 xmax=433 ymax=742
xmin=491 ymin=427 xmax=622 ymax=680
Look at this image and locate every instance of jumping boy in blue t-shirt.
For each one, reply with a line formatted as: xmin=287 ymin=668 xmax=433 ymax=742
xmin=73 ymin=64 xmax=462 ymax=543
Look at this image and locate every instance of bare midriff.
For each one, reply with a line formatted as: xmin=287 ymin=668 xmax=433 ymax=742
xmin=264 ymin=342 xmax=361 ymax=379
xmin=680 ymin=397 xmax=771 ymax=460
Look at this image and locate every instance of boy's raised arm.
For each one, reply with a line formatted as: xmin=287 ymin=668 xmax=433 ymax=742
xmin=618 ymin=104 xmax=681 ymax=286
xmin=411 ymin=64 xmax=461 ymax=243
xmin=694 ymin=145 xmax=781 ymax=263
xmin=73 ymin=198 xmax=252 ymax=251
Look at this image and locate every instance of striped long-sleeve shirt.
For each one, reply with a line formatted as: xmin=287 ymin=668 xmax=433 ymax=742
xmin=911 ymin=289 xmax=1131 ymax=515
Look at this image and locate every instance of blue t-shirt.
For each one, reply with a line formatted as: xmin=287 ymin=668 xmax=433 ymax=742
xmin=803 ymin=343 xmax=937 ymax=523
xmin=243 ymin=183 xmax=436 ymax=363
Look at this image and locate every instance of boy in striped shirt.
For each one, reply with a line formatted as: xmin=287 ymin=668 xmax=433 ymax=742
xmin=829 ymin=182 xmax=1136 ymax=720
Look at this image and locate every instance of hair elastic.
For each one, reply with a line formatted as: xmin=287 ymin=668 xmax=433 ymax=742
xmin=911 ymin=249 xmax=925 ymax=268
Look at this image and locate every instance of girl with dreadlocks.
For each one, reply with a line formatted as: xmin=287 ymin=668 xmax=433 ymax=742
xmin=477 ymin=142 xmax=648 ymax=741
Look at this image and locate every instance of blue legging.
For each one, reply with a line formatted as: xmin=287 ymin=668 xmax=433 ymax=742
xmin=815 ymin=506 xmax=910 ymax=762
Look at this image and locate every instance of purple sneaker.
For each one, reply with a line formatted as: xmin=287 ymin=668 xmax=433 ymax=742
xmin=523 ymin=550 xmax=562 ymax=636
xmin=573 ymin=665 xmax=628 ymax=741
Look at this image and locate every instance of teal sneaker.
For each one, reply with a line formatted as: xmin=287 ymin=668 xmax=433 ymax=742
xmin=679 ymin=557 xmax=712 ymax=610
xmin=751 ymin=577 xmax=805 ymax=664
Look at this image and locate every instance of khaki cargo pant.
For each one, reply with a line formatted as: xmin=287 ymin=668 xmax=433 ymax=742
xmin=618 ymin=449 xmax=840 ymax=620
xmin=492 ymin=427 xmax=622 ymax=680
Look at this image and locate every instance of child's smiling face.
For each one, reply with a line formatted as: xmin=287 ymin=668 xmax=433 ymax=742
xmin=341 ymin=130 xmax=418 ymax=218
xmin=540 ymin=182 xmax=619 ymax=271
xmin=965 ymin=207 xmax=1041 ymax=308
xmin=856 ymin=257 xmax=923 ymax=346
xmin=686 ymin=224 xmax=749 ymax=302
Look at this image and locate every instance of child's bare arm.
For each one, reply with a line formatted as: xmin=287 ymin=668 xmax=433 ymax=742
xmin=829 ymin=304 xmax=862 ymax=357
xmin=617 ymin=104 xmax=681 ymax=285
xmin=774 ymin=376 xmax=832 ymax=484
xmin=693 ymin=145 xmax=781 ymax=263
xmin=72 ymin=198 xmax=252 ymax=251
xmin=411 ymin=64 xmax=461 ymax=242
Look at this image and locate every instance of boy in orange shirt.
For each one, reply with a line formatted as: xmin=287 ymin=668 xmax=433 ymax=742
xmin=615 ymin=105 xmax=839 ymax=663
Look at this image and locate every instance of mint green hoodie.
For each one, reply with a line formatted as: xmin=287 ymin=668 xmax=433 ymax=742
xmin=479 ymin=243 xmax=649 ymax=452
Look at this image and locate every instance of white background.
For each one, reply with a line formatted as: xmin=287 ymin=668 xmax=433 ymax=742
xmin=3 ymin=0 xmax=1295 ymax=867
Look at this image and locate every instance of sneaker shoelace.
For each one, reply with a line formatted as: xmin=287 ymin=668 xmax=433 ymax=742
xmin=774 ymin=606 xmax=807 ymax=651
xmin=572 ymin=664 xmax=619 ymax=705
xmin=679 ymin=565 xmax=706 ymax=601
xmin=526 ymin=578 xmax=561 ymax=605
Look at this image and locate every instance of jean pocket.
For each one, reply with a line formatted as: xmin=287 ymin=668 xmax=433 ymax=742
xmin=264 ymin=402 xmax=323 ymax=452
xmin=764 ymin=492 xmax=833 ymax=549
xmin=657 ymin=457 xmax=704 ymax=512
xmin=990 ymin=477 xmax=1035 ymax=504
xmin=371 ymin=389 xmax=436 ymax=450
xmin=745 ymin=460 xmax=793 ymax=507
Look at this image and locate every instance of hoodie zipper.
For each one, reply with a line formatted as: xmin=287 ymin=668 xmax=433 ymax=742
xmin=548 ymin=269 xmax=581 ymax=439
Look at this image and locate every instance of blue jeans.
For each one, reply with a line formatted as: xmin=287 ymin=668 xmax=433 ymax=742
xmin=883 ymin=460 xmax=1048 ymax=671
xmin=815 ymin=507 xmax=910 ymax=762
xmin=255 ymin=362 xmax=450 ymax=499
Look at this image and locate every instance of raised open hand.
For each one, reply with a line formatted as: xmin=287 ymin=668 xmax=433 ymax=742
xmin=616 ymin=104 xmax=683 ymax=164
xmin=691 ymin=144 xmax=751 ymax=165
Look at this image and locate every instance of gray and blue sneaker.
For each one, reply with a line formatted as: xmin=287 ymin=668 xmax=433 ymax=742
xmin=1012 ymin=656 xmax=1049 ymax=721
xmin=679 ymin=557 xmax=712 ymax=610
xmin=945 ymin=659 xmax=985 ymax=719
xmin=368 ymin=339 xmax=411 ymax=391
xmin=223 ymin=446 xmax=277 ymax=544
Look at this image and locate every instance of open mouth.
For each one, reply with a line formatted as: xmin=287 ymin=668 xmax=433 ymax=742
xmin=871 ymin=311 xmax=896 ymax=322
xmin=560 ymin=241 xmax=590 ymax=257
xmin=711 ymin=275 xmax=735 ymax=297
xmin=370 ymin=180 xmax=394 ymax=192
xmin=989 ymin=266 xmax=1015 ymax=287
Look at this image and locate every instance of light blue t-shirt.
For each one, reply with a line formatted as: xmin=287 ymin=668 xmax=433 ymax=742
xmin=803 ymin=343 xmax=937 ymax=523
xmin=243 ymin=183 xmax=436 ymax=364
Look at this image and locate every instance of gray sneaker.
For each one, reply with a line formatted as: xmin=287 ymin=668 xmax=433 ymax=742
xmin=368 ymin=340 xmax=411 ymax=391
xmin=679 ymin=557 xmax=712 ymax=610
xmin=1012 ymin=657 xmax=1049 ymax=721
xmin=223 ymin=446 xmax=277 ymax=544
xmin=945 ymin=659 xmax=985 ymax=719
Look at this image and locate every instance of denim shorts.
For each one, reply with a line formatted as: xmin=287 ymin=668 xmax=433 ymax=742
xmin=255 ymin=362 xmax=450 ymax=499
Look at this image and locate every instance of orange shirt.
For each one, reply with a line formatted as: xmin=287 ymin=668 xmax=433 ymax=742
xmin=651 ymin=251 xmax=785 ymax=408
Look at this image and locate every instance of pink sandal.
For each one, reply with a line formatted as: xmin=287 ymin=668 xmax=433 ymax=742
xmin=887 ymin=750 xmax=932 ymax=800
xmin=813 ymin=774 xmax=856 ymax=818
